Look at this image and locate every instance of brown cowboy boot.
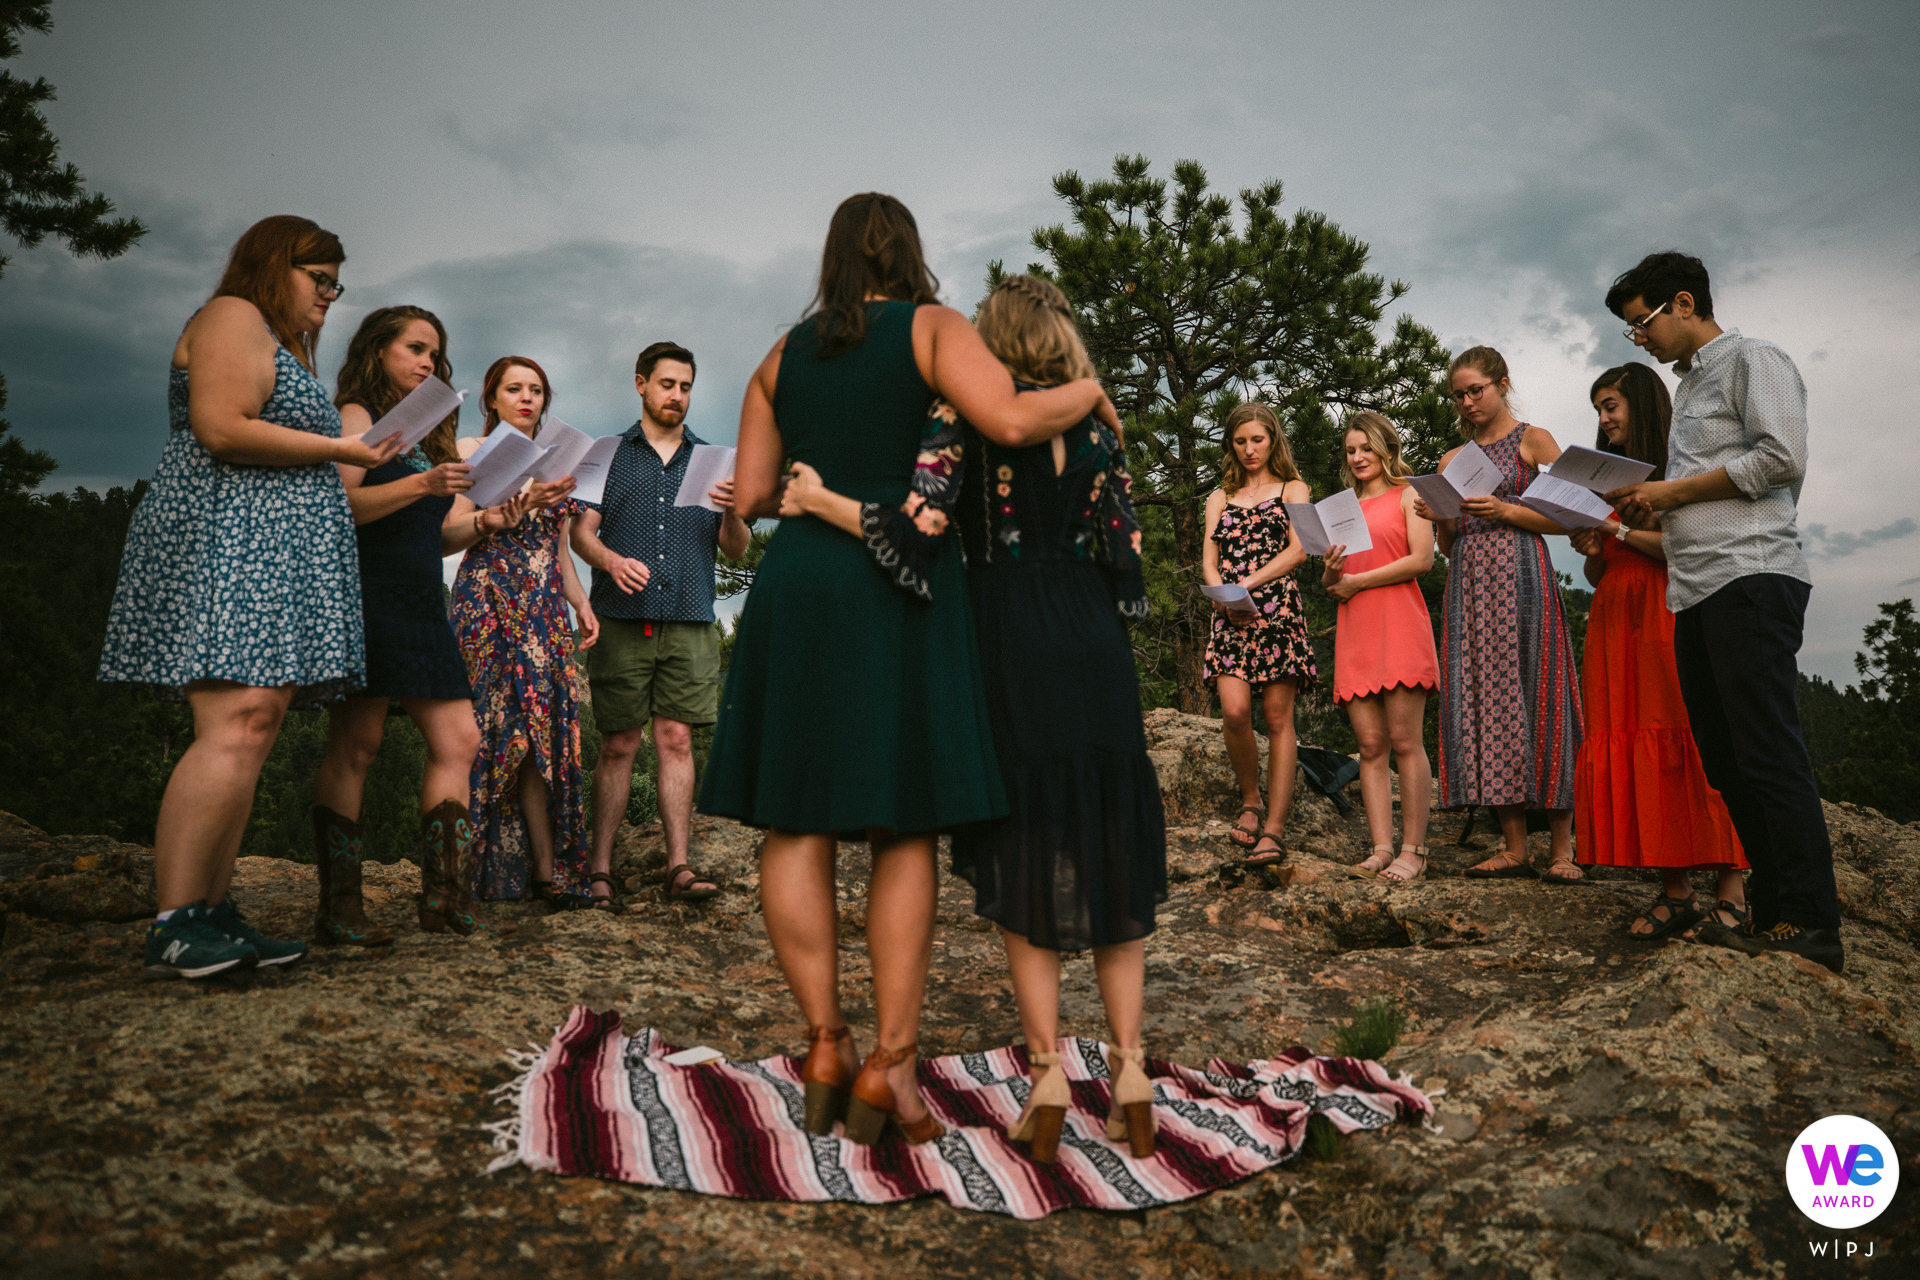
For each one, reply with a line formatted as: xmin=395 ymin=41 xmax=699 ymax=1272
xmin=417 ymin=800 xmax=480 ymax=935
xmin=311 ymin=805 xmax=394 ymax=947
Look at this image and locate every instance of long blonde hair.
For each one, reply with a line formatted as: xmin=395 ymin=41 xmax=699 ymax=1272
xmin=1340 ymin=411 xmax=1412 ymax=490
xmin=1219 ymin=402 xmax=1300 ymax=495
xmin=974 ymin=275 xmax=1098 ymax=385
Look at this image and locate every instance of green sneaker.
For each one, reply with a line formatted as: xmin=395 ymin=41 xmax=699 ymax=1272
xmin=207 ymin=898 xmax=308 ymax=968
xmin=143 ymin=902 xmax=256 ymax=979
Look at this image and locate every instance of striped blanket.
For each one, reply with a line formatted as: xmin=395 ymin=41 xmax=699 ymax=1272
xmin=487 ymin=1007 xmax=1433 ymax=1219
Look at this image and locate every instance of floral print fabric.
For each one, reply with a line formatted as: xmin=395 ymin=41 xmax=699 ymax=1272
xmin=98 ymin=345 xmax=364 ymax=705
xmin=452 ymin=499 xmax=588 ymax=900
xmin=1202 ymin=498 xmax=1317 ymax=692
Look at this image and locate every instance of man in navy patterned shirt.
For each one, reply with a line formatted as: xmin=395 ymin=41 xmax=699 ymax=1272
xmin=572 ymin=342 xmax=751 ymax=906
xmin=1604 ymin=252 xmax=1843 ymax=973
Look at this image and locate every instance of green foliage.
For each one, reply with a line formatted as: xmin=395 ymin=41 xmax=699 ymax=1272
xmin=1302 ymin=1114 xmax=1343 ymax=1162
xmin=1330 ymin=996 xmax=1409 ymax=1061
xmin=1855 ymin=598 xmax=1919 ymax=705
xmin=1798 ymin=599 xmax=1920 ymax=823
xmin=1 ymin=1 xmax=146 ymax=284
xmin=1004 ymin=154 xmax=1453 ymax=710
xmin=715 ymin=525 xmax=773 ymax=600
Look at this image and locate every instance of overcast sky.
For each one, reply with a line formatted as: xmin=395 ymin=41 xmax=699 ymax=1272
xmin=4 ymin=0 xmax=1915 ymax=682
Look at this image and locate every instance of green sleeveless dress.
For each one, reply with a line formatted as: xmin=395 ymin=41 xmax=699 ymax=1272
xmin=698 ymin=302 xmax=1007 ymax=834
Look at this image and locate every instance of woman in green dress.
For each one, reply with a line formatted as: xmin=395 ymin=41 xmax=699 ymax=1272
xmin=701 ymin=193 xmax=1114 ymax=1146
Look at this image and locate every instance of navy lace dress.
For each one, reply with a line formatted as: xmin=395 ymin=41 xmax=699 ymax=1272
xmin=863 ymin=398 xmax=1166 ymax=952
xmin=349 ymin=406 xmax=471 ymax=703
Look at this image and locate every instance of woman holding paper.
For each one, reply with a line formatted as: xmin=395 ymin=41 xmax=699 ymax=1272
xmin=1570 ymin=364 xmax=1747 ymax=937
xmin=99 ymin=215 xmax=404 ymax=978
xmin=1415 ymin=346 xmax=1583 ymax=882
xmin=1201 ymin=403 xmax=1317 ymax=867
xmin=1320 ymin=413 xmax=1439 ymax=884
xmin=448 ymin=355 xmax=596 ymax=908
xmin=307 ymin=306 xmax=498 ymax=942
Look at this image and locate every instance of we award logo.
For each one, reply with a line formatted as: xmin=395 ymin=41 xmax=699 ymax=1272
xmin=1786 ymin=1115 xmax=1900 ymax=1233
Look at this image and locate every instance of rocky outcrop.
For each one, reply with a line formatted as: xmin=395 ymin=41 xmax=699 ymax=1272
xmin=1 ymin=711 xmax=1916 ymax=1278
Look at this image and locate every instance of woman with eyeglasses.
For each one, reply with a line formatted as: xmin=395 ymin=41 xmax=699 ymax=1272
xmin=1569 ymin=363 xmax=1746 ymax=937
xmin=1414 ymin=346 xmax=1583 ymax=884
xmin=99 ymin=215 xmax=404 ymax=980
xmin=447 ymin=356 xmax=595 ymax=909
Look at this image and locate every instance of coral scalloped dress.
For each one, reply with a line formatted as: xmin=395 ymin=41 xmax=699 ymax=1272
xmin=1333 ymin=486 xmax=1439 ymax=703
xmin=1573 ymin=539 xmax=1747 ymax=869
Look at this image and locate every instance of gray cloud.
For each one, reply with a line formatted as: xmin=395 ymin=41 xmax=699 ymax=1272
xmin=1804 ymin=517 xmax=1919 ymax=558
xmin=437 ymin=87 xmax=699 ymax=190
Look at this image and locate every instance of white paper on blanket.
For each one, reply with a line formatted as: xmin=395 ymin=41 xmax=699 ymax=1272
xmin=1407 ymin=439 xmax=1502 ymax=519
xmin=527 ymin=418 xmax=599 ymax=483
xmin=1283 ymin=488 xmax=1373 ymax=557
xmin=466 ymin=430 xmax=545 ymax=508
xmin=367 ymin=378 xmax=467 ymax=451
xmin=673 ymin=444 xmax=737 ymax=510
xmin=566 ymin=434 xmax=623 ymax=506
xmin=1519 ymin=473 xmax=1616 ymax=530
xmin=1202 ymin=583 xmax=1258 ymax=618
xmin=1544 ymin=444 xmax=1653 ymax=494
xmin=660 ymin=1046 xmax=726 ymax=1066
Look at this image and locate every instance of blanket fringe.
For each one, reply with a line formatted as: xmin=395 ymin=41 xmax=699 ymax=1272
xmin=482 ymin=1042 xmax=550 ymax=1175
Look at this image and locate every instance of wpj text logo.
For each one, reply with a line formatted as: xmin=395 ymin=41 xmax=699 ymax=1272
xmin=1784 ymin=1115 xmax=1900 ymax=1234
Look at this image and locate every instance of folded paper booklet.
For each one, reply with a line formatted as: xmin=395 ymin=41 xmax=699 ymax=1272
xmin=673 ymin=444 xmax=737 ymax=511
xmin=528 ymin=418 xmax=601 ymax=483
xmin=567 ymin=435 xmax=623 ymax=506
xmin=1519 ymin=473 xmax=1615 ymax=530
xmin=1283 ymin=488 xmax=1373 ymax=557
xmin=1202 ymin=583 xmax=1258 ymax=618
xmin=465 ymin=429 xmax=546 ymax=508
xmin=367 ymin=377 xmax=467 ymax=452
xmin=1406 ymin=439 xmax=1501 ymax=520
xmin=1543 ymin=445 xmax=1653 ymax=494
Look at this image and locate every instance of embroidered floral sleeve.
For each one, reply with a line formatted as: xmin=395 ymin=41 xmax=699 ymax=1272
xmin=1094 ymin=421 xmax=1150 ymax=621
xmin=860 ymin=399 xmax=964 ymax=601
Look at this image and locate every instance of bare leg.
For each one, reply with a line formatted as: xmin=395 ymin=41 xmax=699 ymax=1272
xmin=866 ymin=828 xmax=938 ymax=1125
xmin=154 ymin=682 xmax=295 ymax=911
xmin=313 ymin=697 xmax=388 ymax=820
xmin=1345 ymin=694 xmax=1395 ymax=851
xmin=1385 ymin=686 xmax=1432 ymax=847
xmin=589 ymin=725 xmax=645 ymax=901
xmin=760 ymin=831 xmax=845 ymax=1031
xmin=517 ymin=758 xmax=555 ymax=881
xmin=1259 ymin=678 xmax=1300 ymax=839
xmin=655 ymin=717 xmax=712 ymax=894
xmin=399 ymin=698 xmax=481 ymax=812
xmin=1000 ymin=929 xmax=1063 ymax=1052
xmin=1217 ymin=676 xmax=1262 ymax=810
xmin=1091 ymin=939 xmax=1146 ymax=1050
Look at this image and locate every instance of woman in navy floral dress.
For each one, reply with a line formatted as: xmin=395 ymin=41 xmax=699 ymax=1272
xmin=98 ymin=216 xmax=403 ymax=980
xmin=1201 ymin=404 xmax=1318 ymax=867
xmin=448 ymin=357 xmax=597 ymax=904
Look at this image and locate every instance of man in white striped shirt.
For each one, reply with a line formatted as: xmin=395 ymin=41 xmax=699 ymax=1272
xmin=1603 ymin=251 xmax=1842 ymax=973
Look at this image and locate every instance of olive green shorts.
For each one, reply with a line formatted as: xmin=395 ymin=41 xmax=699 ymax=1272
xmin=584 ymin=617 xmax=721 ymax=732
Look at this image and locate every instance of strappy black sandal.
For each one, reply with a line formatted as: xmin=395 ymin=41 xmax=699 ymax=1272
xmin=588 ymin=872 xmax=622 ymax=912
xmin=1245 ymin=833 xmax=1288 ymax=868
xmin=664 ymin=865 xmax=722 ymax=902
xmin=1680 ymin=899 xmax=1749 ymax=945
xmin=1626 ymin=892 xmax=1701 ymax=940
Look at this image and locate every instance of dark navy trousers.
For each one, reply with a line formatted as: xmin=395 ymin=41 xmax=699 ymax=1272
xmin=1672 ymin=574 xmax=1841 ymax=931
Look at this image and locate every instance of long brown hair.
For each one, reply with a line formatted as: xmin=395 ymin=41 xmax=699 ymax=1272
xmin=210 ymin=215 xmax=345 ymax=372
xmin=480 ymin=355 xmax=552 ymax=437
xmin=334 ymin=306 xmax=460 ymax=464
xmin=805 ymin=193 xmax=940 ymax=359
xmin=974 ymin=275 xmax=1097 ymax=385
xmin=1590 ymin=362 xmax=1670 ymax=480
xmin=1448 ymin=344 xmax=1514 ymax=439
xmin=1219 ymin=403 xmax=1301 ymax=495
xmin=1339 ymin=411 xmax=1412 ymax=490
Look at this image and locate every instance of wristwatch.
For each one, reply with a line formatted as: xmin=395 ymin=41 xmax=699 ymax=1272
xmin=1613 ymin=521 xmax=1630 ymax=542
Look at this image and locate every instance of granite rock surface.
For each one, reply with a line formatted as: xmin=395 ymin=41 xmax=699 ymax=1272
xmin=1 ymin=711 xmax=1915 ymax=1279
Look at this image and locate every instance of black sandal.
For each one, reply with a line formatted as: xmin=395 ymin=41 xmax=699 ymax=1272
xmin=531 ymin=878 xmax=562 ymax=910
xmin=1680 ymin=899 xmax=1749 ymax=945
xmin=588 ymin=872 xmax=621 ymax=912
xmin=1245 ymin=833 xmax=1288 ymax=868
xmin=1626 ymin=892 xmax=1700 ymax=940
xmin=664 ymin=865 xmax=722 ymax=902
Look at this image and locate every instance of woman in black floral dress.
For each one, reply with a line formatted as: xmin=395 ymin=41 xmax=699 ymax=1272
xmin=1202 ymin=403 xmax=1317 ymax=866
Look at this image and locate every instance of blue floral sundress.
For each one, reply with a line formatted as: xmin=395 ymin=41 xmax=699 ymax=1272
xmin=97 ymin=339 xmax=365 ymax=705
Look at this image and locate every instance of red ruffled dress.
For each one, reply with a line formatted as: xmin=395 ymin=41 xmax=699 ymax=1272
xmin=1573 ymin=539 xmax=1747 ymax=868
xmin=1333 ymin=487 xmax=1439 ymax=704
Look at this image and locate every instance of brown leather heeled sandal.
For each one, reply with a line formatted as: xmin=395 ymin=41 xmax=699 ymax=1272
xmin=800 ymin=1024 xmax=855 ymax=1136
xmin=844 ymin=1044 xmax=945 ymax=1146
xmin=1006 ymin=1046 xmax=1071 ymax=1164
xmin=1105 ymin=1045 xmax=1157 ymax=1159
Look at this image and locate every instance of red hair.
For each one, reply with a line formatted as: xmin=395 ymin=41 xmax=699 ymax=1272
xmin=481 ymin=355 xmax=553 ymax=436
xmin=211 ymin=215 xmax=345 ymax=371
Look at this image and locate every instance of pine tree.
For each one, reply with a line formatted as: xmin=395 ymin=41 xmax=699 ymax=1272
xmin=1001 ymin=155 xmax=1452 ymax=712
